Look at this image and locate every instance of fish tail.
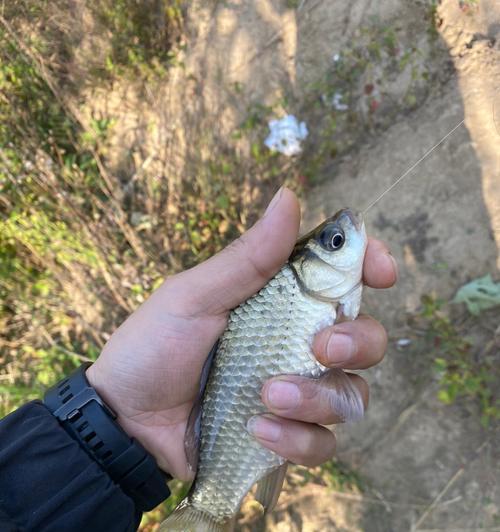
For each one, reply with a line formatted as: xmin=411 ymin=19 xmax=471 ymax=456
xmin=160 ymin=501 xmax=225 ymax=532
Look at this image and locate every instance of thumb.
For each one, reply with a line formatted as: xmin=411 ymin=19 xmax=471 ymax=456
xmin=164 ymin=187 xmax=301 ymax=315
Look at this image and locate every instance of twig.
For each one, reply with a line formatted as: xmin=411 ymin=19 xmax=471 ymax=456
xmin=411 ymin=468 xmax=464 ymax=531
xmin=412 ymin=440 xmax=490 ymax=531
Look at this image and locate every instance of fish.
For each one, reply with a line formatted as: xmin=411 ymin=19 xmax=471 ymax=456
xmin=160 ymin=208 xmax=367 ymax=532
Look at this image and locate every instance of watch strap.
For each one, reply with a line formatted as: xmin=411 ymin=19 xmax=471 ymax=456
xmin=44 ymin=363 xmax=171 ymax=511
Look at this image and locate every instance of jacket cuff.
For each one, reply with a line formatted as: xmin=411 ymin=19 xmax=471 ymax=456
xmin=0 ymin=401 xmax=142 ymax=531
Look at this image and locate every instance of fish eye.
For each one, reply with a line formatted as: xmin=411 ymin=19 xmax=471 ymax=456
xmin=331 ymin=232 xmax=344 ymax=249
xmin=318 ymin=226 xmax=345 ymax=251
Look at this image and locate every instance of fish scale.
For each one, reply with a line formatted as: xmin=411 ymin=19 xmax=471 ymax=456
xmin=189 ymin=265 xmax=335 ymax=521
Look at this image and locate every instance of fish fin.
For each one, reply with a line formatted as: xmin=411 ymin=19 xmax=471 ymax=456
xmin=184 ymin=340 xmax=219 ymax=472
xmin=255 ymin=462 xmax=288 ymax=514
xmin=319 ymin=369 xmax=365 ymax=422
xmin=338 ymin=283 xmax=363 ymax=321
xmin=223 ymin=514 xmax=237 ymax=532
xmin=160 ymin=501 xmax=224 ymax=532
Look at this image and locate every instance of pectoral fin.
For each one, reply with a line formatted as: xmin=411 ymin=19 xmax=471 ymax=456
xmin=184 ymin=340 xmax=219 ymax=472
xmin=319 ymin=369 xmax=365 ymax=422
xmin=255 ymin=462 xmax=288 ymax=514
xmin=338 ymin=283 xmax=363 ymax=320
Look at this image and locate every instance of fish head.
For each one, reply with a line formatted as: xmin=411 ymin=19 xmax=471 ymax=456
xmin=289 ymin=209 xmax=367 ymax=302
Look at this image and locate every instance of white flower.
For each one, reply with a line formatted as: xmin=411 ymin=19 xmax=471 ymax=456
xmin=264 ymin=115 xmax=308 ymax=156
xmin=332 ymin=91 xmax=348 ymax=111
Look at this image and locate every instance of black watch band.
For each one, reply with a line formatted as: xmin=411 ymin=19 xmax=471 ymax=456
xmin=44 ymin=363 xmax=171 ymax=512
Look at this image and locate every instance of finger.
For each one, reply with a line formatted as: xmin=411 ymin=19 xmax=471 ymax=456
xmin=262 ymin=372 xmax=369 ymax=425
xmin=163 ymin=187 xmax=301 ymax=315
xmin=363 ymin=238 xmax=398 ymax=288
xmin=312 ymin=315 xmax=388 ymax=369
xmin=247 ymin=414 xmax=336 ymax=467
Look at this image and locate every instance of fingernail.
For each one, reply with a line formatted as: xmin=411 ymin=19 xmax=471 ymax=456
xmin=247 ymin=415 xmax=282 ymax=442
xmin=264 ymin=186 xmax=284 ymax=216
xmin=267 ymin=380 xmax=301 ymax=409
xmin=326 ymin=332 xmax=355 ymax=366
xmin=387 ymin=253 xmax=399 ymax=283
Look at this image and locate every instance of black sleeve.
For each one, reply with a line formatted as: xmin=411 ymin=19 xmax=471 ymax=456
xmin=0 ymin=401 xmax=142 ymax=532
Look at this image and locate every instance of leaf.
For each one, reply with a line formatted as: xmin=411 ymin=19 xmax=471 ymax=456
xmin=452 ymin=274 xmax=500 ymax=316
xmin=434 ymin=357 xmax=447 ymax=371
xmin=438 ymin=389 xmax=452 ymax=404
xmin=216 ymin=195 xmax=229 ymax=210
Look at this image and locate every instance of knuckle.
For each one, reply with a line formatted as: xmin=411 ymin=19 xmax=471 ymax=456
xmin=297 ymin=430 xmax=319 ymax=461
xmin=290 ymin=427 xmax=335 ymax=466
xmin=299 ymin=378 xmax=324 ymax=403
xmin=305 ymin=431 xmax=336 ymax=466
xmin=297 ymin=380 xmax=331 ymax=421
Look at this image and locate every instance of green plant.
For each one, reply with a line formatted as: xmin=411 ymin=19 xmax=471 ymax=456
xmin=139 ymin=480 xmax=189 ymax=530
xmin=0 ymin=3 xmax=295 ymax=429
xmin=427 ymin=1 xmax=442 ymax=38
xmin=290 ymin=460 xmax=364 ymax=493
xmin=297 ymin=23 xmax=432 ymax=183
xmin=418 ymin=295 xmax=499 ymax=426
xmin=90 ymin=0 xmax=185 ymax=79
xmin=0 ymin=18 xmax=157 ymax=417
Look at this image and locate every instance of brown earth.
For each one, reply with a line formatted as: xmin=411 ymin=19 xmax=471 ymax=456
xmin=76 ymin=0 xmax=499 ymax=530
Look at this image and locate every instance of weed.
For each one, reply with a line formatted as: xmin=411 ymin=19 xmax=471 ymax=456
xmin=297 ymin=23 xmax=434 ymax=182
xmin=90 ymin=0 xmax=185 ymax=79
xmin=427 ymin=1 xmax=442 ymax=38
xmin=416 ymin=295 xmax=500 ymax=426
xmin=139 ymin=480 xmax=189 ymax=530
xmin=290 ymin=460 xmax=364 ymax=493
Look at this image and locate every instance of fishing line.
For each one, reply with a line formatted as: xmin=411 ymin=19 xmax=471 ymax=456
xmin=362 ymin=119 xmax=465 ymax=215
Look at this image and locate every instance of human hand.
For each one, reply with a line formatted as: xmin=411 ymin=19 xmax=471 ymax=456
xmin=86 ymin=188 xmax=397 ymax=480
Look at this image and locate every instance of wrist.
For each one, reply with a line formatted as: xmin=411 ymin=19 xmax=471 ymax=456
xmin=85 ymin=364 xmax=153 ymax=461
xmin=85 ymin=362 xmax=181 ymax=478
xmin=85 ymin=364 xmax=123 ymax=423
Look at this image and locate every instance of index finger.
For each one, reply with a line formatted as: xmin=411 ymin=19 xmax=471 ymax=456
xmin=363 ymin=238 xmax=398 ymax=288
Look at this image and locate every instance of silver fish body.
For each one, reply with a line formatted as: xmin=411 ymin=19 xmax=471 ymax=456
xmin=192 ymin=264 xmax=336 ymax=519
xmin=161 ymin=209 xmax=367 ymax=531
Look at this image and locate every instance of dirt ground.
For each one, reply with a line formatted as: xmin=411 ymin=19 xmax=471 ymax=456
xmin=80 ymin=0 xmax=500 ymax=530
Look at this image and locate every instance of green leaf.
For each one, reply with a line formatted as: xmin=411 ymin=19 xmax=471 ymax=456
xmin=216 ymin=195 xmax=229 ymax=210
xmin=438 ymin=389 xmax=453 ymax=404
xmin=452 ymin=274 xmax=500 ymax=315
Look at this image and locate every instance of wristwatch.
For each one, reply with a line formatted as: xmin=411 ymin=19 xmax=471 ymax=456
xmin=44 ymin=363 xmax=171 ymax=511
